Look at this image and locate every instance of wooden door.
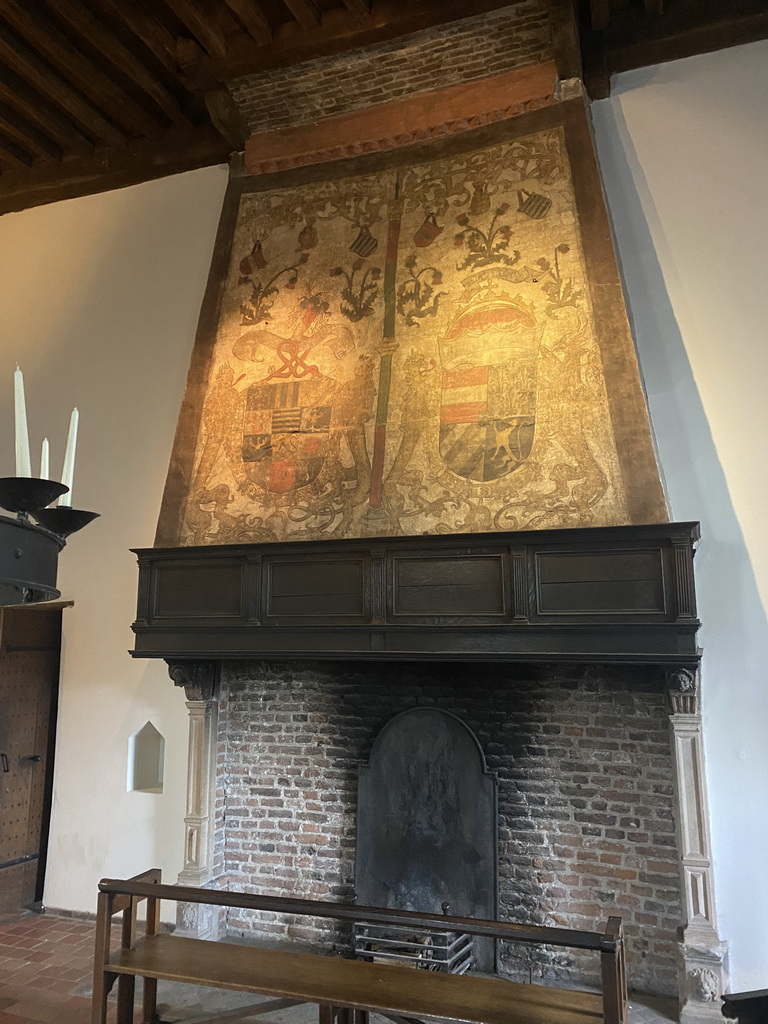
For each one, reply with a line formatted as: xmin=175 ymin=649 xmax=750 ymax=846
xmin=0 ymin=607 xmax=62 ymax=912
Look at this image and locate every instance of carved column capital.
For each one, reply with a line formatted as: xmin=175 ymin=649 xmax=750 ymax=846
xmin=666 ymin=664 xmax=699 ymax=715
xmin=667 ymin=667 xmax=730 ymax=1022
xmin=167 ymin=659 xmax=220 ymax=702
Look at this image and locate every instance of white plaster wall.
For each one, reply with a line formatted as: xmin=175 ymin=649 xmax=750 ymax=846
xmin=592 ymin=41 xmax=768 ymax=991
xmin=0 ymin=165 xmax=229 ymax=914
xmin=1 ymin=43 xmax=766 ymax=989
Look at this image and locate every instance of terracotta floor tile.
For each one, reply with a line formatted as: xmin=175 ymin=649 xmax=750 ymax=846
xmin=7 ymin=940 xmax=43 ymax=951
xmin=0 ymin=1004 xmax=64 ymax=1023
xmin=0 ymin=911 xmax=676 ymax=1024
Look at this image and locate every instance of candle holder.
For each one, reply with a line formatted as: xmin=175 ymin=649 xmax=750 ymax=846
xmin=0 ymin=476 xmax=69 ymax=516
xmin=31 ymin=507 xmax=100 ymax=539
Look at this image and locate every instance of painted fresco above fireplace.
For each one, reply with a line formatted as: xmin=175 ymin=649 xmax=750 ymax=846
xmin=155 ymin=101 xmax=666 ymax=548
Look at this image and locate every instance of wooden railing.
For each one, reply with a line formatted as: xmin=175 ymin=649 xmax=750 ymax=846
xmin=92 ymin=870 xmax=628 ymax=1024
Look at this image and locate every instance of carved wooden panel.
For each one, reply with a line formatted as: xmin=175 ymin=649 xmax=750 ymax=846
xmin=132 ymin=522 xmax=700 ymax=665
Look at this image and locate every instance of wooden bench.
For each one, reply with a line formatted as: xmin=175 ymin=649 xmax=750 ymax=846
xmin=91 ymin=870 xmax=628 ymax=1024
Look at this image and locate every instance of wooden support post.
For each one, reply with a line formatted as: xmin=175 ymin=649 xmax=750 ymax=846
xmin=142 ymin=887 xmax=161 ymax=1024
xmin=168 ymin=661 xmax=221 ymax=939
xmin=91 ymin=891 xmax=113 ymax=1024
xmin=600 ymin=917 xmax=627 ymax=1024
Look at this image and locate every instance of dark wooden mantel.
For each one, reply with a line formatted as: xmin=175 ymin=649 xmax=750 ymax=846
xmin=131 ymin=522 xmax=700 ymax=667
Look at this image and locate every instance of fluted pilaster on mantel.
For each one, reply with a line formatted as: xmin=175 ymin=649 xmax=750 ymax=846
xmin=666 ymin=668 xmax=729 ymax=1023
xmin=168 ymin=661 xmax=223 ymax=940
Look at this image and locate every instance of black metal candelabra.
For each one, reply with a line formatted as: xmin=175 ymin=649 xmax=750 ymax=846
xmin=0 ymin=477 xmax=99 ymax=605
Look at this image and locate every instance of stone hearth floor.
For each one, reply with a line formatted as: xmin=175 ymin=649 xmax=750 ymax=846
xmin=0 ymin=911 xmax=677 ymax=1024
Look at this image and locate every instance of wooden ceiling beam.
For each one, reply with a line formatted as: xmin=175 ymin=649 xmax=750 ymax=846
xmin=95 ymin=0 xmax=180 ymax=73
xmin=164 ymin=0 xmax=229 ymax=58
xmin=0 ymin=68 xmax=92 ymax=154
xmin=583 ymin=0 xmax=768 ymax=93
xmin=0 ymin=23 xmax=128 ymax=146
xmin=0 ymin=122 xmax=231 ymax=216
xmin=196 ymin=0 xmax=515 ymax=81
xmin=223 ymin=0 xmax=273 ymax=47
xmin=0 ymin=101 xmax=63 ymax=161
xmin=282 ymin=0 xmax=322 ymax=32
xmin=589 ymin=0 xmax=611 ymax=31
xmin=547 ymin=0 xmax=582 ymax=80
xmin=0 ymin=131 xmax=34 ymax=169
xmin=49 ymin=0 xmax=194 ymax=129
xmin=2 ymin=0 xmax=161 ymax=138
xmin=340 ymin=0 xmax=371 ymax=13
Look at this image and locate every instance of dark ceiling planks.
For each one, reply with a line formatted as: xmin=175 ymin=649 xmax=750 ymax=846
xmin=1 ymin=0 xmax=767 ymax=213
xmin=223 ymin=0 xmax=273 ymax=47
xmin=164 ymin=0 xmax=230 ymax=58
xmin=0 ymin=123 xmax=232 ymax=216
xmin=95 ymin=0 xmax=182 ymax=73
xmin=282 ymin=0 xmax=323 ymax=32
xmin=0 ymin=21 xmax=128 ymax=147
xmin=1 ymin=0 xmax=159 ymax=138
xmin=0 ymin=102 xmax=63 ymax=162
xmin=49 ymin=0 xmax=195 ymax=128
xmin=0 ymin=0 xmax=520 ymax=213
xmin=581 ymin=0 xmax=768 ymax=97
xmin=196 ymin=0 xmax=519 ymax=80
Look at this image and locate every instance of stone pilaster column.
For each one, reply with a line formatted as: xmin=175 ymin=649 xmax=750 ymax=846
xmin=167 ymin=660 xmax=223 ymax=939
xmin=666 ymin=668 xmax=729 ymax=1024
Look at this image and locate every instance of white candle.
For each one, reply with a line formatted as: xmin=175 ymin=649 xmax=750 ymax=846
xmin=40 ymin=438 xmax=49 ymax=480
xmin=58 ymin=408 xmax=79 ymax=507
xmin=14 ymin=366 xmax=32 ymax=477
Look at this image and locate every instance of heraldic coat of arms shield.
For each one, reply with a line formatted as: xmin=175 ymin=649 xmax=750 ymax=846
xmin=438 ymin=278 xmax=542 ymax=483
xmin=242 ymin=375 xmax=337 ymax=494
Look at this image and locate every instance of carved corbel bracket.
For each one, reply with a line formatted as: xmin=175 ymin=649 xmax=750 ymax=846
xmin=167 ymin=659 xmax=220 ymax=702
xmin=666 ymin=665 xmax=699 ymax=715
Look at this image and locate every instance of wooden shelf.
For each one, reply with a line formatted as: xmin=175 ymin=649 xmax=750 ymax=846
xmin=131 ymin=522 xmax=701 ymax=666
xmin=110 ymin=934 xmax=604 ymax=1024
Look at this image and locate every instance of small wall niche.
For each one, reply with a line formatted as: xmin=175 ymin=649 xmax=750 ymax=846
xmin=127 ymin=721 xmax=165 ymax=794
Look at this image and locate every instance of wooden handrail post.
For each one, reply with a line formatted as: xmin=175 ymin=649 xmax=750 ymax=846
xmin=91 ymin=891 xmax=114 ymax=1024
xmin=600 ymin=917 xmax=627 ymax=1024
xmin=142 ymin=873 xmax=161 ymax=1024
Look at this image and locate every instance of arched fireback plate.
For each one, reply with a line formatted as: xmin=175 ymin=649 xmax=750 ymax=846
xmin=356 ymin=708 xmax=498 ymax=970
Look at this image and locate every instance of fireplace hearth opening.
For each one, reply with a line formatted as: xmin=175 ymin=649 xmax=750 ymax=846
xmin=353 ymin=707 xmax=498 ymax=973
xmin=213 ymin=660 xmax=682 ymax=996
xmin=143 ymin=523 xmax=728 ymax=1022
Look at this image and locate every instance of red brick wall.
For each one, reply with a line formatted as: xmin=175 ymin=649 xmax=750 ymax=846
xmin=228 ymin=3 xmax=551 ymax=134
xmin=214 ymin=661 xmax=681 ymax=996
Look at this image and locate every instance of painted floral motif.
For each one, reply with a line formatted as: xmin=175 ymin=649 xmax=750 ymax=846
xmin=180 ymin=127 xmax=630 ymax=544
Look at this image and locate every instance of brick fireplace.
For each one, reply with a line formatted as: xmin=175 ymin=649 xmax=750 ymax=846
xmin=133 ymin=522 xmax=729 ymax=1023
xmin=217 ymin=661 xmax=680 ymax=996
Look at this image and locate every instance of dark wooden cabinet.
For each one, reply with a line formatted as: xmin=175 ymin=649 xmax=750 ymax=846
xmin=131 ymin=523 xmax=700 ymax=666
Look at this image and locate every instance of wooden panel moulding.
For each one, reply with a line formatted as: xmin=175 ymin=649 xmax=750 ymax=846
xmin=131 ymin=522 xmax=701 ymax=665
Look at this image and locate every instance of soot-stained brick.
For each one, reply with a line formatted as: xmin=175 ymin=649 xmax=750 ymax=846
xmin=213 ymin=661 xmax=681 ymax=996
xmin=228 ymin=4 xmax=551 ymax=133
